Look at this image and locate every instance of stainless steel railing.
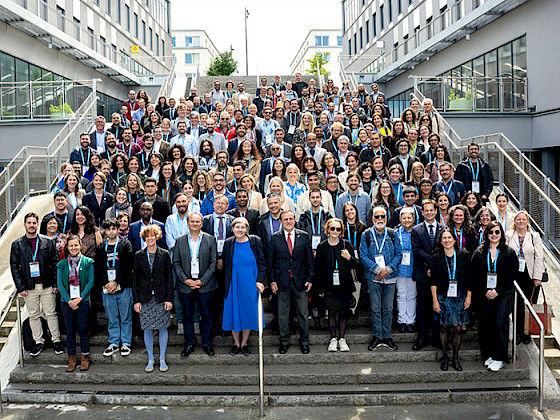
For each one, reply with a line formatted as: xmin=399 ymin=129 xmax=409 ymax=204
xmin=512 ymin=280 xmax=544 ymax=412
xmin=257 ymin=291 xmax=265 ymax=417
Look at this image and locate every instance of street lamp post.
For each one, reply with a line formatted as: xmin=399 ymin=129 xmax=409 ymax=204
xmin=244 ymin=8 xmax=249 ymax=76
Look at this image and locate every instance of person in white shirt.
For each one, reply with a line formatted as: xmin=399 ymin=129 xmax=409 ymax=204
xmin=170 ymin=122 xmax=198 ymax=156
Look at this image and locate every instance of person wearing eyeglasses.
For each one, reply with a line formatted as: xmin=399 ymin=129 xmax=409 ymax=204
xmin=360 ymin=206 xmax=403 ymax=351
xmin=471 ymin=221 xmax=518 ymax=372
xmin=433 ymin=162 xmax=466 ymax=206
xmin=313 ymin=218 xmax=357 ymax=352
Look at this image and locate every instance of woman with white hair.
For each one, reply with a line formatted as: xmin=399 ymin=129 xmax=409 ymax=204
xmin=505 ymin=210 xmax=544 ymax=345
xmin=259 ymin=176 xmax=295 ymax=214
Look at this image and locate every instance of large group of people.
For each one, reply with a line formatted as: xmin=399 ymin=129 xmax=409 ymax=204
xmin=10 ymin=76 xmax=545 ymax=375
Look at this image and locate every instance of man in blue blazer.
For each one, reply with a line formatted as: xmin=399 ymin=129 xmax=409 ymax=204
xmin=267 ymin=209 xmax=314 ymax=355
xmin=128 ymin=202 xmax=167 ymax=252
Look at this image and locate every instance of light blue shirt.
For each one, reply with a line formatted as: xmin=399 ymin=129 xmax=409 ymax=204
xmin=132 ymin=108 xmax=145 ymax=122
xmin=199 ymin=132 xmax=227 ymax=153
xmin=335 ymin=191 xmax=371 ymax=223
xmin=165 ymin=213 xmax=190 ymax=252
xmin=170 ymin=134 xmax=198 ymax=156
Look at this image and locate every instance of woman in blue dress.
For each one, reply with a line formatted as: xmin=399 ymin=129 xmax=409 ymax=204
xmin=222 ymin=217 xmax=267 ymax=356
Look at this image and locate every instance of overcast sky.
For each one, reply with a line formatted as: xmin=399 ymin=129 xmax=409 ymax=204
xmin=171 ymin=0 xmax=341 ymax=75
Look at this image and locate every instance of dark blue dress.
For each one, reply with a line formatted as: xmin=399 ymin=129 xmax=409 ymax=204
xmin=222 ymin=241 xmax=265 ymax=332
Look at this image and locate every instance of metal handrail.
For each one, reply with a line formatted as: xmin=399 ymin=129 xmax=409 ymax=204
xmin=157 ymin=58 xmax=176 ymax=100
xmin=512 ymin=280 xmax=544 ymax=412
xmin=257 ymin=291 xmax=265 ymax=417
xmin=0 ymin=290 xmax=23 ymax=413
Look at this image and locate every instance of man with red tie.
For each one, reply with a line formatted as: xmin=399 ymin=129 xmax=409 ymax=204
xmin=267 ymin=209 xmax=314 ymax=355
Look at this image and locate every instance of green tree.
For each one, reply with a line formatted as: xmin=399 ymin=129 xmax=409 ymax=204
xmin=305 ymin=53 xmax=329 ymax=76
xmin=207 ymin=52 xmax=238 ymax=76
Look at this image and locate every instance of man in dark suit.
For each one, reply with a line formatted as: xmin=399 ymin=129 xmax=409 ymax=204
xmin=411 ymin=199 xmax=444 ymax=350
xmin=267 ymin=209 xmax=314 ymax=354
xmin=281 ymin=99 xmax=302 ymax=144
xmin=128 ymin=202 xmax=167 ymax=252
xmin=433 ymin=161 xmax=466 ymax=206
xmin=387 ymin=139 xmax=420 ymax=182
xmin=131 ymin=178 xmax=171 ymax=223
xmin=264 ymin=128 xmax=292 ymax=160
xmin=173 ymin=212 xmax=217 ymax=357
xmin=89 ymin=115 xmax=107 ymax=152
xmin=226 ymin=189 xmax=259 ymax=235
xmin=260 ymin=144 xmax=285 ymax=193
xmin=163 ymin=98 xmax=178 ymax=120
xmin=202 ymin=195 xmax=234 ymax=335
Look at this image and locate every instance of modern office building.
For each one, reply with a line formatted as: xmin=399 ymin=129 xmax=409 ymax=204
xmin=0 ymin=0 xmax=173 ymax=114
xmin=290 ymin=29 xmax=343 ymax=81
xmin=341 ymin=0 xmax=560 ymax=181
xmin=171 ymin=29 xmax=219 ymax=77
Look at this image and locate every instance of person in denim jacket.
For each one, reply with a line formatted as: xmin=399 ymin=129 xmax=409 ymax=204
xmin=360 ymin=206 xmax=402 ymax=351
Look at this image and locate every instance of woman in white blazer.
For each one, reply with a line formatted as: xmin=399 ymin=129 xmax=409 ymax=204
xmin=505 ymin=210 xmax=544 ymax=345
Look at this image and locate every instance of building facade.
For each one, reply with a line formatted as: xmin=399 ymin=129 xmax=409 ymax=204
xmin=171 ymin=29 xmax=219 ymax=77
xmin=290 ymin=29 xmax=343 ymax=81
xmin=341 ymin=0 xmax=560 ymax=182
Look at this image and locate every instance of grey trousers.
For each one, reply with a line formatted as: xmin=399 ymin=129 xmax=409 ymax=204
xmin=277 ymin=282 xmax=309 ymax=346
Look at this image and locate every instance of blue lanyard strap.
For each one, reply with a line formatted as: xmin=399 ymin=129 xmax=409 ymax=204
xmin=455 ymin=227 xmax=463 ymax=248
xmin=80 ymin=148 xmax=90 ymax=166
xmin=487 ymin=248 xmax=500 ymax=272
xmin=371 ymin=228 xmax=388 ymax=254
xmin=187 ymin=233 xmax=201 ymax=260
xmin=105 ymin=238 xmax=119 ymax=269
xmin=269 ymin=216 xmax=281 ymax=236
xmin=443 ymin=180 xmax=454 ymax=195
xmin=398 ymin=226 xmax=411 ymax=250
xmin=31 ymin=237 xmax=39 ymax=262
xmin=469 ymin=159 xmax=480 ymax=181
xmin=446 ymin=251 xmax=457 ymax=281
xmin=346 ymin=222 xmax=356 ymax=247
xmin=309 ymin=210 xmax=322 ymax=235
xmin=177 ymin=214 xmax=188 ymax=236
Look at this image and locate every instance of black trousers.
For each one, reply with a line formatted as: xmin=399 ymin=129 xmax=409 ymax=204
xmin=278 ymin=282 xmax=309 ymax=346
xmin=212 ymin=263 xmax=225 ymax=334
xmin=416 ymin=281 xmax=434 ymax=340
xmin=479 ymin=292 xmax=514 ymax=363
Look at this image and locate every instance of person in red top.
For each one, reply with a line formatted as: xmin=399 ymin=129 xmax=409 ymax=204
xmin=124 ymin=90 xmax=139 ymax=122
xmin=215 ymin=112 xmax=237 ymax=143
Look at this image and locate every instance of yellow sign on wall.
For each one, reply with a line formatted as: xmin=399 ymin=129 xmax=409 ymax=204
xmin=131 ymin=45 xmax=139 ymax=54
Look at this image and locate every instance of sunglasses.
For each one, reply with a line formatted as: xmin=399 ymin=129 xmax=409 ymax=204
xmin=489 ymin=229 xmax=501 ymax=235
xmin=373 ymin=215 xmax=386 ymax=219
xmin=329 ymin=227 xmax=342 ymax=232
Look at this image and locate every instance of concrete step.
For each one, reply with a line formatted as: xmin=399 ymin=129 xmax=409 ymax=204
xmin=9 ymin=360 xmax=529 ymax=387
xmin=22 ymin=342 xmax=483 ymax=366
xmin=0 ymin=320 xmax=16 ymax=336
xmin=0 ymin=336 xmax=7 ymax=351
xmin=2 ymin=380 xmax=537 ymax=406
xmin=193 ymin=75 xmax=315 ymax=98
xmin=545 ymin=348 xmax=560 ymax=368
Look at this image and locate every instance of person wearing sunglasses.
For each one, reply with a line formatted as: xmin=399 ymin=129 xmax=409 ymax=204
xmin=313 ymin=218 xmax=357 ymax=353
xmin=360 ymin=206 xmax=403 ymax=351
xmin=471 ymin=221 xmax=518 ymax=372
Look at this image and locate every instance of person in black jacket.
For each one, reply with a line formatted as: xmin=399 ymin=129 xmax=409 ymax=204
xmin=131 ymin=177 xmax=171 ymax=223
xmin=447 ymin=205 xmax=478 ymax=253
xmin=430 ymin=229 xmax=472 ymax=372
xmin=454 ymin=143 xmax=494 ymax=203
xmin=227 ymin=189 xmax=260 ymax=235
xmin=10 ymin=212 xmax=63 ymax=357
xmin=82 ymin=172 xmax=115 ymax=227
xmin=471 ymin=221 xmax=518 ymax=372
xmin=133 ymin=224 xmax=173 ymax=373
xmin=297 ymin=189 xmax=332 ymax=252
xmin=222 ymin=218 xmax=266 ymax=356
xmin=314 ymin=219 xmax=357 ymax=353
xmin=94 ymin=218 xmax=134 ymax=357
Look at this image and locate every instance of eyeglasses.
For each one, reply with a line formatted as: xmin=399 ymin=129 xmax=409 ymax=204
xmin=373 ymin=215 xmax=386 ymax=219
xmin=489 ymin=229 xmax=501 ymax=235
xmin=329 ymin=227 xmax=342 ymax=232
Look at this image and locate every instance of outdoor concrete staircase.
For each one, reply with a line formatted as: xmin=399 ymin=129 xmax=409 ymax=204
xmin=2 ymin=317 xmax=538 ymax=407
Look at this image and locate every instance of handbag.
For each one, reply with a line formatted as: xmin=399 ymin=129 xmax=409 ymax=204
xmin=524 ymin=286 xmax=552 ymax=336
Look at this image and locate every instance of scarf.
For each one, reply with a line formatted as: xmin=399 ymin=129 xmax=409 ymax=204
xmin=68 ymin=254 xmax=81 ymax=287
xmin=110 ymin=202 xmax=130 ymax=218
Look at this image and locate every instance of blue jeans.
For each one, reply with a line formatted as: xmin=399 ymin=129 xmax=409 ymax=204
xmin=61 ymin=301 xmax=89 ymax=356
xmin=102 ymin=287 xmax=133 ymax=347
xmin=178 ymin=290 xmax=213 ymax=346
xmin=368 ymin=281 xmax=396 ymax=339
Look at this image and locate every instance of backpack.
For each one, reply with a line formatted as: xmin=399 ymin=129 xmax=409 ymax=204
xmin=22 ymin=316 xmax=53 ymax=351
xmin=364 ymin=227 xmax=396 ymax=249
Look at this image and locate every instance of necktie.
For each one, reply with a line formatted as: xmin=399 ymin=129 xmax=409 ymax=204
xmin=287 ymin=232 xmax=293 ymax=256
xmin=428 ymin=224 xmax=435 ymax=246
xmin=218 ymin=216 xmax=224 ymax=239
xmin=310 ymin=148 xmax=315 ymax=156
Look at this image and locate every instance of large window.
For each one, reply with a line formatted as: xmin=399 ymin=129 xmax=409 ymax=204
xmin=57 ymin=6 xmax=65 ymax=32
xmin=184 ymin=53 xmax=200 ymax=64
xmin=171 ymin=37 xmax=176 ymax=48
xmin=373 ymin=13 xmax=377 ymax=37
xmin=380 ymin=5 xmax=385 ymax=29
xmin=185 ymin=36 xmax=200 ymax=48
xmin=125 ymin=4 xmax=130 ymax=31
xmin=337 ymin=36 xmax=343 ymax=47
xmin=315 ymin=36 xmax=329 ymax=46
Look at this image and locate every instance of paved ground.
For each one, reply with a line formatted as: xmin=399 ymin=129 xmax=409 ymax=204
xmin=0 ymin=403 xmax=555 ymax=419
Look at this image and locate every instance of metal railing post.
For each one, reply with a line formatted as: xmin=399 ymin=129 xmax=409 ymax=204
xmin=471 ymin=77 xmax=475 ymax=111
xmin=499 ymin=76 xmax=504 ymax=112
xmin=29 ymin=82 xmax=33 ymax=119
xmin=543 ymin=178 xmax=551 ymax=245
xmin=61 ymin=80 xmax=66 ymax=118
xmin=91 ymin=79 xmax=98 ymax=121
xmin=498 ymin=135 xmax=504 ymax=191
xmin=519 ymin=153 xmax=524 ymax=210
xmin=16 ymin=296 xmax=24 ymax=368
xmin=513 ymin=290 xmax=517 ymax=364
xmin=257 ymin=292 xmax=265 ymax=417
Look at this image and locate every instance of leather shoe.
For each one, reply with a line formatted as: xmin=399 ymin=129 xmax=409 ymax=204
xmin=300 ymin=344 xmax=310 ymax=354
xmin=181 ymin=345 xmax=195 ymax=357
xmin=202 ymin=345 xmax=215 ymax=356
xmin=412 ymin=338 xmax=428 ymax=351
xmin=521 ymin=334 xmax=532 ymax=345
xmin=398 ymin=323 xmax=406 ymax=333
xmin=440 ymin=357 xmax=449 ymax=371
xmin=278 ymin=344 xmax=290 ymax=354
xmin=516 ymin=334 xmax=522 ymax=345
xmin=406 ymin=324 xmax=415 ymax=333
xmin=452 ymin=356 xmax=463 ymax=371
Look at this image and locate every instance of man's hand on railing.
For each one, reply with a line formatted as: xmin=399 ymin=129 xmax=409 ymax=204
xmin=256 ymin=283 xmax=264 ymax=293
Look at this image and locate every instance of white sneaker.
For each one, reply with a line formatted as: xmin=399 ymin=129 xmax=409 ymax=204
xmin=120 ymin=345 xmax=131 ymax=356
xmin=484 ymin=357 xmax=494 ymax=368
xmin=103 ymin=344 xmax=119 ymax=357
xmin=328 ymin=338 xmax=338 ymax=352
xmin=177 ymin=324 xmax=184 ymax=335
xmin=488 ymin=360 xmax=504 ymax=372
xmin=194 ymin=322 xmax=200 ymax=334
xmin=338 ymin=338 xmax=350 ymax=352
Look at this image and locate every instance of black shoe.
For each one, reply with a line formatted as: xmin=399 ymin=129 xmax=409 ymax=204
xmin=384 ymin=338 xmax=398 ymax=351
xmin=516 ymin=334 xmax=522 ymax=345
xmin=241 ymin=345 xmax=251 ymax=356
xmin=521 ymin=334 xmax=532 ymax=345
xmin=300 ymin=344 xmax=310 ymax=354
xmin=412 ymin=338 xmax=428 ymax=351
xmin=440 ymin=356 xmax=449 ymax=371
xmin=398 ymin=323 xmax=406 ymax=333
xmin=406 ymin=324 xmax=414 ymax=333
xmin=368 ymin=337 xmax=383 ymax=351
xmin=180 ymin=345 xmax=195 ymax=357
xmin=229 ymin=345 xmax=240 ymax=356
xmin=30 ymin=343 xmax=44 ymax=357
xmin=53 ymin=341 xmax=65 ymax=355
xmin=279 ymin=344 xmax=290 ymax=354
xmin=452 ymin=356 xmax=462 ymax=371
xmin=202 ymin=345 xmax=215 ymax=356
xmin=271 ymin=325 xmax=280 ymax=335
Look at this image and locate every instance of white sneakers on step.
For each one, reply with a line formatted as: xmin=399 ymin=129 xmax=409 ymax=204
xmin=328 ymin=338 xmax=350 ymax=352
xmin=328 ymin=338 xmax=338 ymax=352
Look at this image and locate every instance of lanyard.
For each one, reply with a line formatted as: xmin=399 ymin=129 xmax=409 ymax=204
xmin=479 ymin=228 xmax=484 ymax=245
xmin=373 ymin=147 xmax=383 ymax=159
xmin=309 ymin=210 xmax=322 ymax=235
xmin=61 ymin=212 xmax=68 ymax=233
xmin=105 ymin=238 xmax=119 ymax=269
xmin=346 ymin=222 xmax=356 ymax=247
xmin=446 ymin=251 xmax=457 ymax=281
xmin=398 ymin=226 xmax=411 ymax=250
xmin=165 ymin=180 xmax=171 ymax=202
xmin=177 ymin=214 xmax=188 ymax=236
xmin=334 ymin=239 xmax=340 ymax=270
xmin=246 ymin=156 xmax=252 ymax=173
xmin=469 ymin=159 xmax=480 ymax=181
xmin=398 ymin=155 xmax=409 ymax=179
xmin=371 ymin=228 xmax=388 ymax=254
xmin=269 ymin=215 xmax=281 ymax=236
xmin=455 ymin=227 xmax=463 ymax=249
xmin=393 ymin=182 xmax=402 ymax=202
xmin=440 ymin=212 xmax=447 ymax=226
xmin=349 ymin=193 xmax=359 ymax=205
xmin=487 ymin=248 xmax=500 ymax=272
xmin=80 ymin=148 xmax=91 ymax=166
xmin=187 ymin=232 xmax=201 ymax=260
xmin=443 ymin=180 xmax=454 ymax=195
xmin=290 ymin=113 xmax=296 ymax=126
xmin=31 ymin=237 xmax=39 ymax=262
xmin=497 ymin=211 xmax=508 ymax=230
xmin=94 ymin=190 xmax=103 ymax=204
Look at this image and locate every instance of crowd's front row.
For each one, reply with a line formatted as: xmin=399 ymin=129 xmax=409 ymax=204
xmin=11 ymin=198 xmax=541 ymax=374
